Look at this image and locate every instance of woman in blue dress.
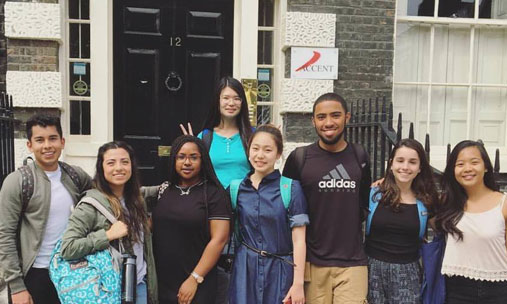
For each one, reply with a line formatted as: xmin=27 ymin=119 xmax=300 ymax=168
xmin=228 ymin=124 xmax=309 ymax=304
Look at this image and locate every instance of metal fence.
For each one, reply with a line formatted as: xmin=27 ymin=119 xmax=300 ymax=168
xmin=345 ymin=96 xmax=507 ymax=189
xmin=0 ymin=93 xmax=15 ymax=188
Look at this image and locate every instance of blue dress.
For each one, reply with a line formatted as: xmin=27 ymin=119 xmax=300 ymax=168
xmin=228 ymin=170 xmax=309 ymax=304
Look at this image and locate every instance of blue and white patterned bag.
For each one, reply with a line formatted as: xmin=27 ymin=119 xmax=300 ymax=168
xmin=49 ymin=197 xmax=122 ymax=304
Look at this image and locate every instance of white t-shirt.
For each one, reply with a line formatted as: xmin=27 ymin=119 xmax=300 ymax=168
xmin=33 ymin=166 xmax=74 ymax=268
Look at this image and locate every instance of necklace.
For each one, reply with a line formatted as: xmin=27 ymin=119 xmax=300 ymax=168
xmin=175 ymin=181 xmax=203 ymax=196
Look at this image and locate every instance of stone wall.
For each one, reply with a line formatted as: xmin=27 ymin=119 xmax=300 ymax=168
xmin=284 ymin=0 xmax=396 ymax=143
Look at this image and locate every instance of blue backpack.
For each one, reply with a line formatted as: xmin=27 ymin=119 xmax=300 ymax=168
xmin=49 ymin=197 xmax=122 ymax=304
xmin=366 ymin=187 xmax=428 ymax=240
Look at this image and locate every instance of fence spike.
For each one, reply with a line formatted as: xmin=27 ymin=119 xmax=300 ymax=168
xmin=409 ymin=122 xmax=414 ymax=139
xmin=362 ymin=99 xmax=366 ymax=123
xmin=396 ymin=113 xmax=402 ymax=142
xmin=381 ymin=96 xmax=387 ymax=123
xmin=374 ymin=97 xmax=380 ymax=123
xmin=9 ymin=95 xmax=13 ymax=109
xmin=495 ymin=149 xmax=500 ymax=173
xmin=368 ymin=98 xmax=372 ymax=123
xmin=447 ymin=144 xmax=451 ymax=163
xmin=425 ymin=134 xmax=430 ymax=162
xmin=388 ymin=101 xmax=393 ymax=129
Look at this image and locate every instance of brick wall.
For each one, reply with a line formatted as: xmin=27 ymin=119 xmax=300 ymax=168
xmin=7 ymin=40 xmax=58 ymax=72
xmin=284 ymin=0 xmax=396 ymax=142
xmin=6 ymin=0 xmax=61 ymax=139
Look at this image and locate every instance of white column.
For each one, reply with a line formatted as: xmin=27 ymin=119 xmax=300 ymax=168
xmin=90 ymin=0 xmax=114 ymax=143
xmin=233 ymin=0 xmax=259 ymax=79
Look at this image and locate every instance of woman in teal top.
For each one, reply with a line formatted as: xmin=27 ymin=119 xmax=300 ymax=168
xmin=181 ymin=76 xmax=253 ymax=303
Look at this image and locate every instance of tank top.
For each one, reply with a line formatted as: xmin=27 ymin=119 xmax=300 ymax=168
xmin=442 ymin=193 xmax=507 ymax=281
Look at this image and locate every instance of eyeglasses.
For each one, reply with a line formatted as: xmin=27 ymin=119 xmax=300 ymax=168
xmin=221 ymin=96 xmax=242 ymax=103
xmin=175 ymin=154 xmax=201 ymax=163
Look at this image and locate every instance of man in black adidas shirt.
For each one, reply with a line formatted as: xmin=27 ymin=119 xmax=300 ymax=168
xmin=283 ymin=93 xmax=371 ymax=304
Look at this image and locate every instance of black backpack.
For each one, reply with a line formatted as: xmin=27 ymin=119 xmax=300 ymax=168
xmin=18 ymin=157 xmax=82 ymax=213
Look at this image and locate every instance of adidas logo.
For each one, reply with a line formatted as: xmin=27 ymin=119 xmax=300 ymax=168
xmin=318 ymin=164 xmax=357 ymax=190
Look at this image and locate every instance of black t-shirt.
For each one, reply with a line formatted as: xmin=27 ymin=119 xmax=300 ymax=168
xmin=365 ymin=203 xmax=421 ymax=263
xmin=283 ymin=142 xmax=371 ymax=267
xmin=152 ymin=182 xmax=231 ymax=301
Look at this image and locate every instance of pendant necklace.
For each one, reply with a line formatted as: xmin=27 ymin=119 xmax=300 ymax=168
xmin=175 ymin=181 xmax=203 ymax=196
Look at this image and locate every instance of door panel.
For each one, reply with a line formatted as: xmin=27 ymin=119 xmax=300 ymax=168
xmin=114 ymin=0 xmax=233 ymax=185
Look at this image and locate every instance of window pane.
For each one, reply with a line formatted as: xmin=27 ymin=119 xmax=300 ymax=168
xmin=259 ymin=0 xmax=274 ymax=27
xmin=397 ymin=0 xmax=429 ymax=17
xmin=474 ymin=28 xmax=507 ymax=84
xmin=257 ymin=105 xmax=272 ymax=125
xmin=70 ymin=100 xmax=91 ymax=135
xmin=438 ymin=0 xmax=476 ymax=18
xmin=68 ymin=0 xmax=79 ymax=19
xmin=473 ymin=87 xmax=507 ymax=145
xmin=257 ymin=68 xmax=273 ymax=102
xmin=69 ymin=62 xmax=91 ymax=97
xmin=487 ymin=0 xmax=507 ymax=19
xmin=432 ymin=25 xmax=471 ymax=84
xmin=81 ymin=24 xmax=90 ymax=59
xmin=81 ymin=0 xmax=90 ymax=20
xmin=394 ymin=23 xmax=431 ymax=82
xmin=257 ymin=31 xmax=273 ymax=65
xmin=69 ymin=23 xmax=80 ymax=58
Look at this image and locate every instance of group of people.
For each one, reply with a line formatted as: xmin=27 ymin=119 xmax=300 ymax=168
xmin=0 ymin=76 xmax=506 ymax=304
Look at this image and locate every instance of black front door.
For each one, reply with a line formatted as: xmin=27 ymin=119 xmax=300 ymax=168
xmin=113 ymin=0 xmax=234 ymax=185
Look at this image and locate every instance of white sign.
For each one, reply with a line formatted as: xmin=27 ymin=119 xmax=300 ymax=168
xmin=291 ymin=47 xmax=339 ymax=80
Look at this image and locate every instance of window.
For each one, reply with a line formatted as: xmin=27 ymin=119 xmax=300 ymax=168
xmin=394 ymin=0 xmax=507 ymax=146
xmin=257 ymin=0 xmax=277 ymax=125
xmin=67 ymin=0 xmax=91 ymax=135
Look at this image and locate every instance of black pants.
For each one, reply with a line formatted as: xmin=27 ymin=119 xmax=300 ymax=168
xmin=446 ymin=275 xmax=507 ymax=304
xmin=23 ymin=267 xmax=60 ymax=304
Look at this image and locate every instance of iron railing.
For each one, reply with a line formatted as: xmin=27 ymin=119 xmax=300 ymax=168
xmin=346 ymin=96 xmax=507 ymax=190
xmin=0 ymin=93 xmax=15 ymax=188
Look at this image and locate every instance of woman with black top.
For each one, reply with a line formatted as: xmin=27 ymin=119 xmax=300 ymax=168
xmin=152 ymin=135 xmax=231 ymax=304
xmin=365 ymin=139 xmax=438 ymax=303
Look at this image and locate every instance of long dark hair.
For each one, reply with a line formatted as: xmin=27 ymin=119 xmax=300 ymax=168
xmin=167 ymin=135 xmax=223 ymax=190
xmin=94 ymin=141 xmax=147 ymax=243
xmin=377 ymin=138 xmax=438 ymax=212
xmin=435 ymin=140 xmax=498 ymax=240
xmin=202 ymin=76 xmax=253 ymax=151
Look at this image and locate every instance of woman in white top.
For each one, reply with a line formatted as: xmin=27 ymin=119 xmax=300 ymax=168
xmin=436 ymin=140 xmax=507 ymax=303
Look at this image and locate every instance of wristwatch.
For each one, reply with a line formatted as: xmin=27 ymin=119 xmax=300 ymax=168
xmin=191 ymin=271 xmax=204 ymax=284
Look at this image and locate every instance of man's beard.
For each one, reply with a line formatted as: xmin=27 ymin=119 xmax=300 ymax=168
xmin=316 ymin=126 xmax=345 ymax=145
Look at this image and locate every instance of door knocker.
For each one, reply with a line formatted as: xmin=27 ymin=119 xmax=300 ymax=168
xmin=164 ymin=72 xmax=183 ymax=92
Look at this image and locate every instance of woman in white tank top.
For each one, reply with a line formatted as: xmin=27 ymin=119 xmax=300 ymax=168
xmin=435 ymin=140 xmax=507 ymax=303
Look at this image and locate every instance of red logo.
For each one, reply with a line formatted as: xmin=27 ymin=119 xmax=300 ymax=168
xmin=295 ymin=51 xmax=321 ymax=72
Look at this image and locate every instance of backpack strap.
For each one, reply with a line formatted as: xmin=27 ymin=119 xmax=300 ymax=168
xmin=366 ymin=188 xmax=380 ymax=236
xmin=80 ymin=197 xmax=118 ymax=224
xmin=416 ymin=199 xmax=428 ymax=240
xmin=279 ymin=176 xmax=292 ymax=210
xmin=18 ymin=164 xmax=35 ymax=214
xmin=202 ymin=129 xmax=213 ymax=151
xmin=229 ymin=179 xmax=242 ymax=210
xmin=350 ymin=143 xmax=368 ymax=170
xmin=59 ymin=161 xmax=81 ymax=190
xmin=292 ymin=146 xmax=307 ymax=179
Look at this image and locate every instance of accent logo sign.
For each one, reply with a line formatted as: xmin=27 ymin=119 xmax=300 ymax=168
xmin=291 ymin=47 xmax=339 ymax=80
